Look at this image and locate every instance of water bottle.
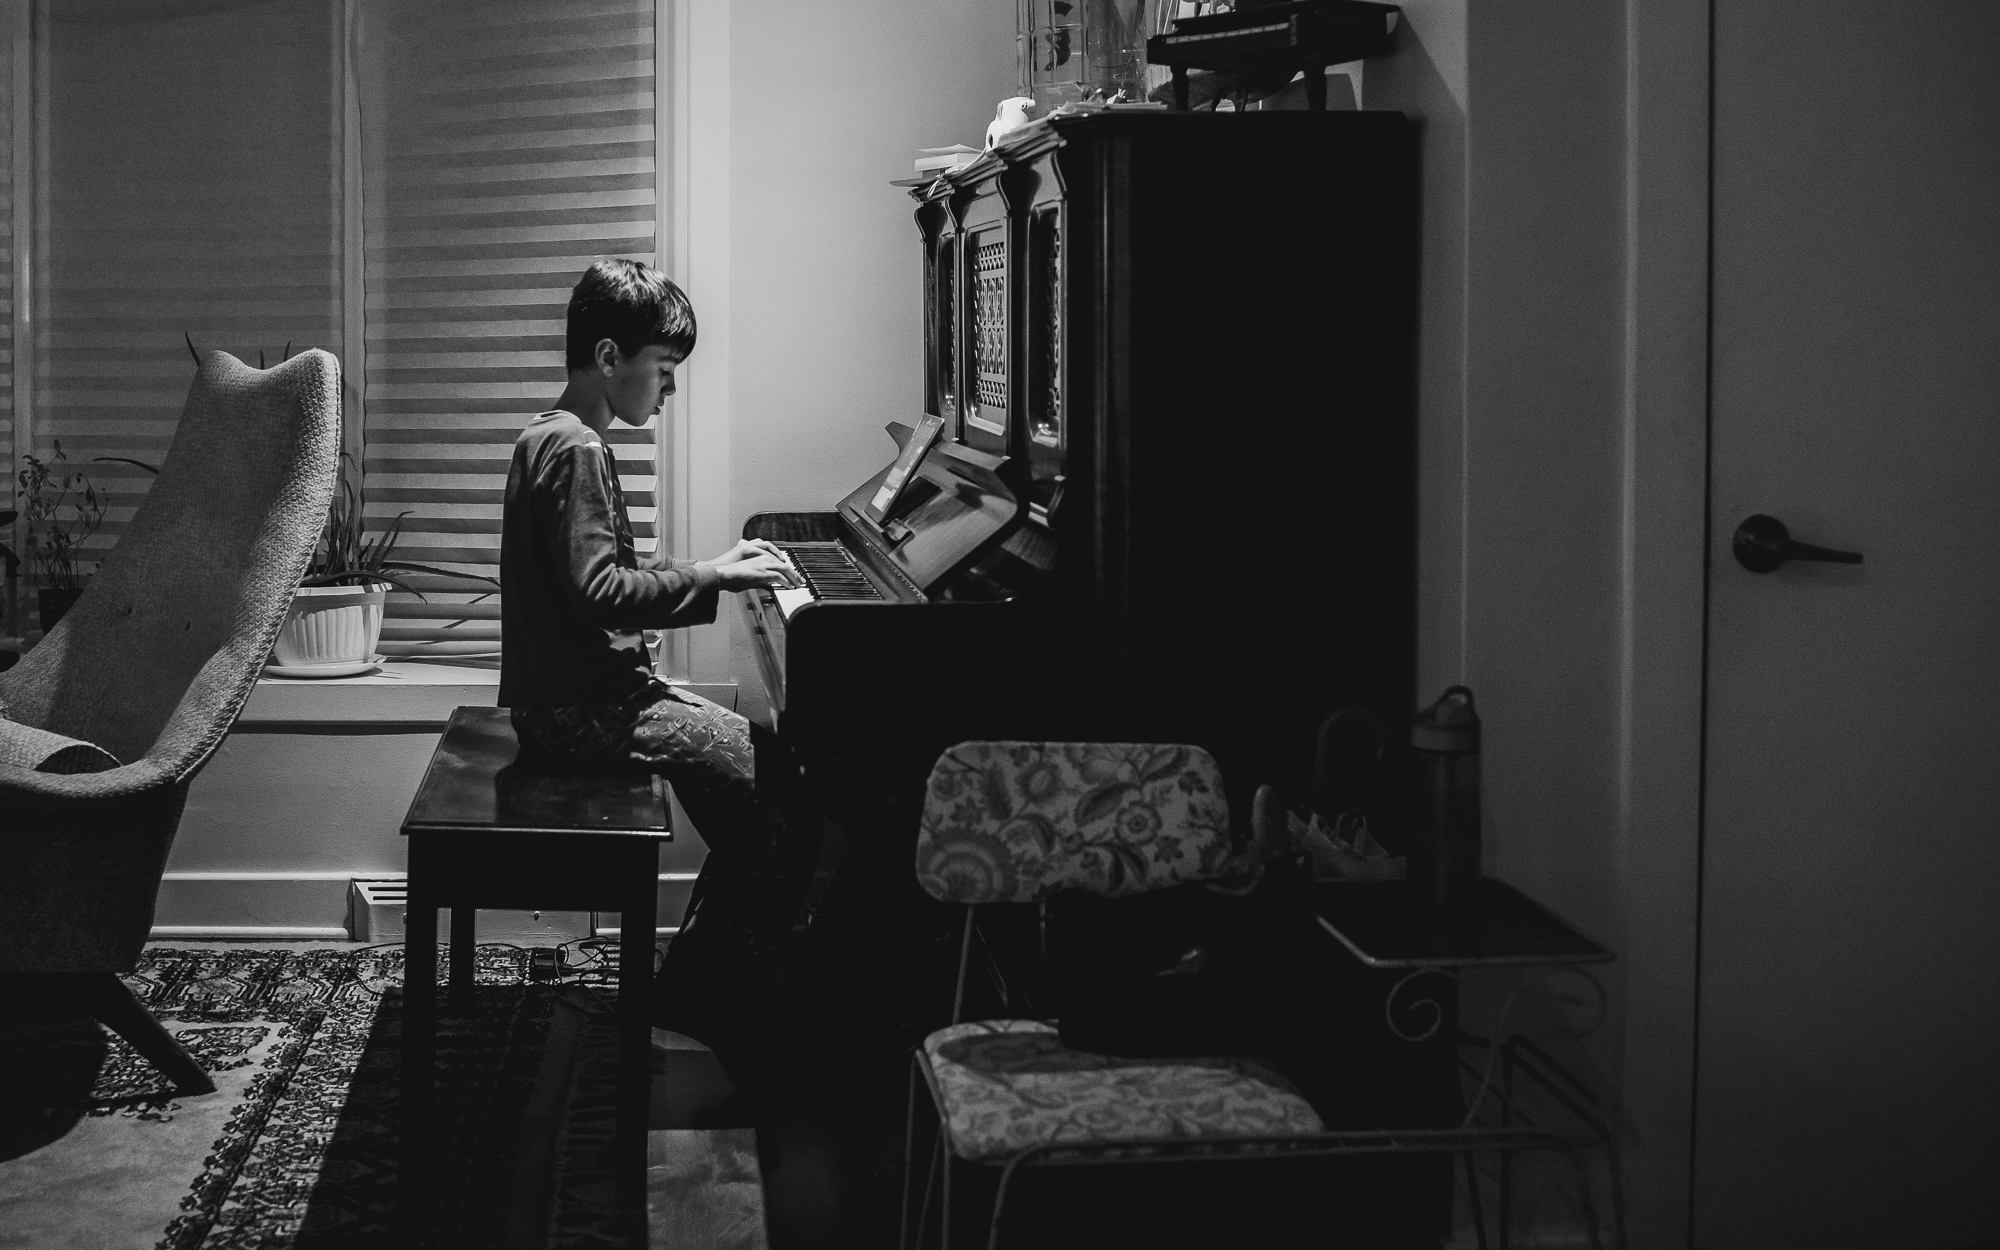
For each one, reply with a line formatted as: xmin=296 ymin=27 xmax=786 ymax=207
xmin=1409 ymin=686 xmax=1481 ymax=909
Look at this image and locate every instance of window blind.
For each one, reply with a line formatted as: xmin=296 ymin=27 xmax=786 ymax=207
xmin=355 ymin=0 xmax=659 ymax=657
xmin=35 ymin=1 xmax=339 ymax=563
xmin=1 ymin=17 xmax=15 ymax=519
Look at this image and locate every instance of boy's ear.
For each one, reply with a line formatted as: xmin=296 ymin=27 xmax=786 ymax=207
xmin=594 ymin=337 xmax=620 ymax=375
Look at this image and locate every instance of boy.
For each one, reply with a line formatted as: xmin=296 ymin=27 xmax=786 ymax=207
xmin=499 ymin=258 xmax=808 ymax=1053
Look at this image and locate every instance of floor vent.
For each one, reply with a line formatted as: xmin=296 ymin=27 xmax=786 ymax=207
xmin=346 ymin=878 xmax=593 ymax=945
xmin=347 ymin=877 xmax=408 ymax=942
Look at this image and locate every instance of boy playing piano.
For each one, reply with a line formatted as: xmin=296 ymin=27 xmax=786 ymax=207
xmin=499 ymin=258 xmax=810 ymax=1056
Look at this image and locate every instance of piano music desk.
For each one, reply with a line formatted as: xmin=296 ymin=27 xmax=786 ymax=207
xmin=398 ymin=705 xmax=671 ymax=1189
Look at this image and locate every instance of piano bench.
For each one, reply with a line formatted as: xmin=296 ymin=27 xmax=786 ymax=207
xmin=396 ymin=705 xmax=672 ymax=1177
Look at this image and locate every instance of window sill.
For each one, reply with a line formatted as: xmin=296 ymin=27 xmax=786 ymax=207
xmin=235 ymin=659 xmax=737 ymax=730
xmin=237 ymin=657 xmax=500 ymax=730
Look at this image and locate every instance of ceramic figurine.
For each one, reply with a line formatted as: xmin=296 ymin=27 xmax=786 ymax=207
xmin=985 ymin=96 xmax=1037 ymax=149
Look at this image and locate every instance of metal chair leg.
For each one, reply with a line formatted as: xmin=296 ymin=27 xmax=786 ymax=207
xmin=988 ymin=1155 xmax=1034 ymax=1250
xmin=902 ymin=1056 xmax=930 ymax=1250
xmin=941 ymin=1149 xmax=954 ymax=1250
xmin=1500 ymin=1043 xmax=1516 ymax=1249
xmin=1606 ymin=1136 xmax=1629 ymax=1250
xmin=1463 ymin=1149 xmax=1490 ymax=1250
xmin=902 ymin=1063 xmax=917 ymax=1250
xmin=1569 ymin=1148 xmax=1605 ymax=1250
xmin=907 ymin=1054 xmax=947 ymax=1250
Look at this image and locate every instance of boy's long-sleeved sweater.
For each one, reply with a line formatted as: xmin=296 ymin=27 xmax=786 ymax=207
xmin=498 ymin=410 xmax=718 ymax=707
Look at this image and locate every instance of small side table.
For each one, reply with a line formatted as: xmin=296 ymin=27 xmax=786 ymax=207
xmin=1313 ymin=878 xmax=1619 ymax=1250
xmin=398 ymin=706 xmax=671 ymax=1190
xmin=1314 ymin=876 xmax=1611 ymax=973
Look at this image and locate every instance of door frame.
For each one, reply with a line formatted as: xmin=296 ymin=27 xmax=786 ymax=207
xmin=1615 ymin=1 xmax=1712 ymax=1245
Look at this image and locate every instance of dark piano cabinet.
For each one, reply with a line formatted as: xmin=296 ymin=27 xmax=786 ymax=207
xmin=748 ymin=111 xmax=1417 ymax=823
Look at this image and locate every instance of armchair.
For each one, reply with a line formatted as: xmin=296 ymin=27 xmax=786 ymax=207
xmin=0 ymin=349 xmax=340 ymax=1093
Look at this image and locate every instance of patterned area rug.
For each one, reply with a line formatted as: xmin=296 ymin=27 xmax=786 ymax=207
xmin=0 ymin=945 xmax=643 ymax=1250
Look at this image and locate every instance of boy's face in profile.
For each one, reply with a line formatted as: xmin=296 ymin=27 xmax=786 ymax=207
xmin=605 ymin=341 xmax=683 ymax=425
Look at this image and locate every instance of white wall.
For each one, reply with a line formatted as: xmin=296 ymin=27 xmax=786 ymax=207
xmin=703 ymin=0 xmax=1016 ymax=715
xmin=1375 ymin=4 xmax=1709 ymax=1244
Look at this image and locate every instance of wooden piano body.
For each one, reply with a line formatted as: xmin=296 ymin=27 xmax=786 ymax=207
xmin=743 ymin=110 xmax=1417 ymax=826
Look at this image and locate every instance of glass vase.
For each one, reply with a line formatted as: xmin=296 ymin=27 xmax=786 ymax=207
xmin=1018 ymin=0 xmax=1165 ymax=109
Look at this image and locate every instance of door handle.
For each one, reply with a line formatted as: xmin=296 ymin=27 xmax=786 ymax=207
xmin=1732 ymin=514 xmax=1863 ymax=573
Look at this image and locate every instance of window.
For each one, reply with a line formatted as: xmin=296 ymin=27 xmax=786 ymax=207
xmin=356 ymin=0 xmax=660 ymax=656
xmin=4 ymin=0 xmax=664 ymax=660
xmin=0 ymin=12 xmax=17 ymax=502
xmin=31 ymin=0 xmax=340 ymax=569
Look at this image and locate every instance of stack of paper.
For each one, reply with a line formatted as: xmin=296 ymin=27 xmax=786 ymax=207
xmin=914 ymin=145 xmax=981 ymax=179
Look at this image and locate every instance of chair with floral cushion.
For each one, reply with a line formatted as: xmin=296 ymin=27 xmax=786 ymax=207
xmin=900 ymin=740 xmax=1338 ymax=1249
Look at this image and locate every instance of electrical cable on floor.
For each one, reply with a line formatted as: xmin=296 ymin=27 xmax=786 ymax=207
xmin=343 ymin=938 xmax=667 ymax=1010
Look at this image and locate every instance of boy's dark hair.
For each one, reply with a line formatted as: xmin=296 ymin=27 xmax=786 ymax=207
xmin=565 ymin=258 xmax=697 ymax=370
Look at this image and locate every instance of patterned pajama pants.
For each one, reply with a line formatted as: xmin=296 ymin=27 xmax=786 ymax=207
xmin=511 ymin=680 xmax=817 ymax=1015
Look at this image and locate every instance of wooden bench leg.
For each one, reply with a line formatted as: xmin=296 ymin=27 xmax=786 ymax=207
xmin=616 ymin=847 xmax=657 ymax=1191
xmin=449 ymin=905 xmax=476 ymax=1002
xmin=401 ymin=886 xmax=438 ymax=1207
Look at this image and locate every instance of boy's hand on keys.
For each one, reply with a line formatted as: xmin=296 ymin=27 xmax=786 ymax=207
xmin=707 ymin=538 xmax=789 ymax=568
xmin=711 ymin=547 xmax=802 ymax=592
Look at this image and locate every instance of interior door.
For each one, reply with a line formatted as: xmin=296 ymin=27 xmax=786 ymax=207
xmin=1696 ymin=4 xmax=2000 ymax=1246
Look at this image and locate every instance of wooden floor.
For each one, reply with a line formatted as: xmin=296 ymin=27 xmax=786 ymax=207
xmin=648 ymin=1029 xmax=769 ymax=1249
xmin=649 ymin=1128 xmax=767 ymax=1250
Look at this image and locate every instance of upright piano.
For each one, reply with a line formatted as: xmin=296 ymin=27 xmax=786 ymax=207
xmin=742 ymin=110 xmax=1417 ymax=828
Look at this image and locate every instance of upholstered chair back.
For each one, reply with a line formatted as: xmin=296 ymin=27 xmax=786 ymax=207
xmin=0 ymin=350 xmax=340 ymax=771
xmin=914 ymin=741 xmax=1240 ymax=904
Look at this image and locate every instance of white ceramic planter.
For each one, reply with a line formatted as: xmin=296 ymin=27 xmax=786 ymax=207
xmin=272 ymin=582 xmax=387 ymax=666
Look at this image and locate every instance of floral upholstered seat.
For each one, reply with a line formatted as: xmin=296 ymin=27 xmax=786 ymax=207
xmin=922 ymin=1019 xmax=1325 ymax=1163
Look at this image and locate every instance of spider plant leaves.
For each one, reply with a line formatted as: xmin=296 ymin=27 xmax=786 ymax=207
xmin=297 ymin=563 xmax=498 ymax=597
xmin=379 ymin=560 xmax=500 ymax=589
xmin=299 ymin=569 xmax=416 ymax=592
xmin=299 ymin=452 xmax=500 ymax=602
xmin=92 ymin=456 xmax=161 ymax=475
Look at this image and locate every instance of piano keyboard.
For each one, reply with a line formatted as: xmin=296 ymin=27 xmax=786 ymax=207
xmin=772 ymin=541 xmax=884 ymax=619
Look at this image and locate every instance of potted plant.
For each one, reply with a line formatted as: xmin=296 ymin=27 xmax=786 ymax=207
xmin=15 ymin=440 xmax=106 ymax=633
xmin=164 ymin=337 xmax=495 ymax=672
xmin=271 ymin=451 xmax=498 ymax=671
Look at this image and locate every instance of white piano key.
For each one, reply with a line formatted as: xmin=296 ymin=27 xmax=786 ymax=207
xmin=774 ymin=586 xmax=815 ymax=620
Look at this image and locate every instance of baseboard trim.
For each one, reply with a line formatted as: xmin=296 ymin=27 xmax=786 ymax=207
xmin=152 ymin=870 xmax=704 ymax=940
xmin=162 ymin=872 xmax=358 ymax=880
xmin=149 ymin=925 xmax=352 ymax=940
xmin=154 ymin=872 xmax=357 ymax=935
